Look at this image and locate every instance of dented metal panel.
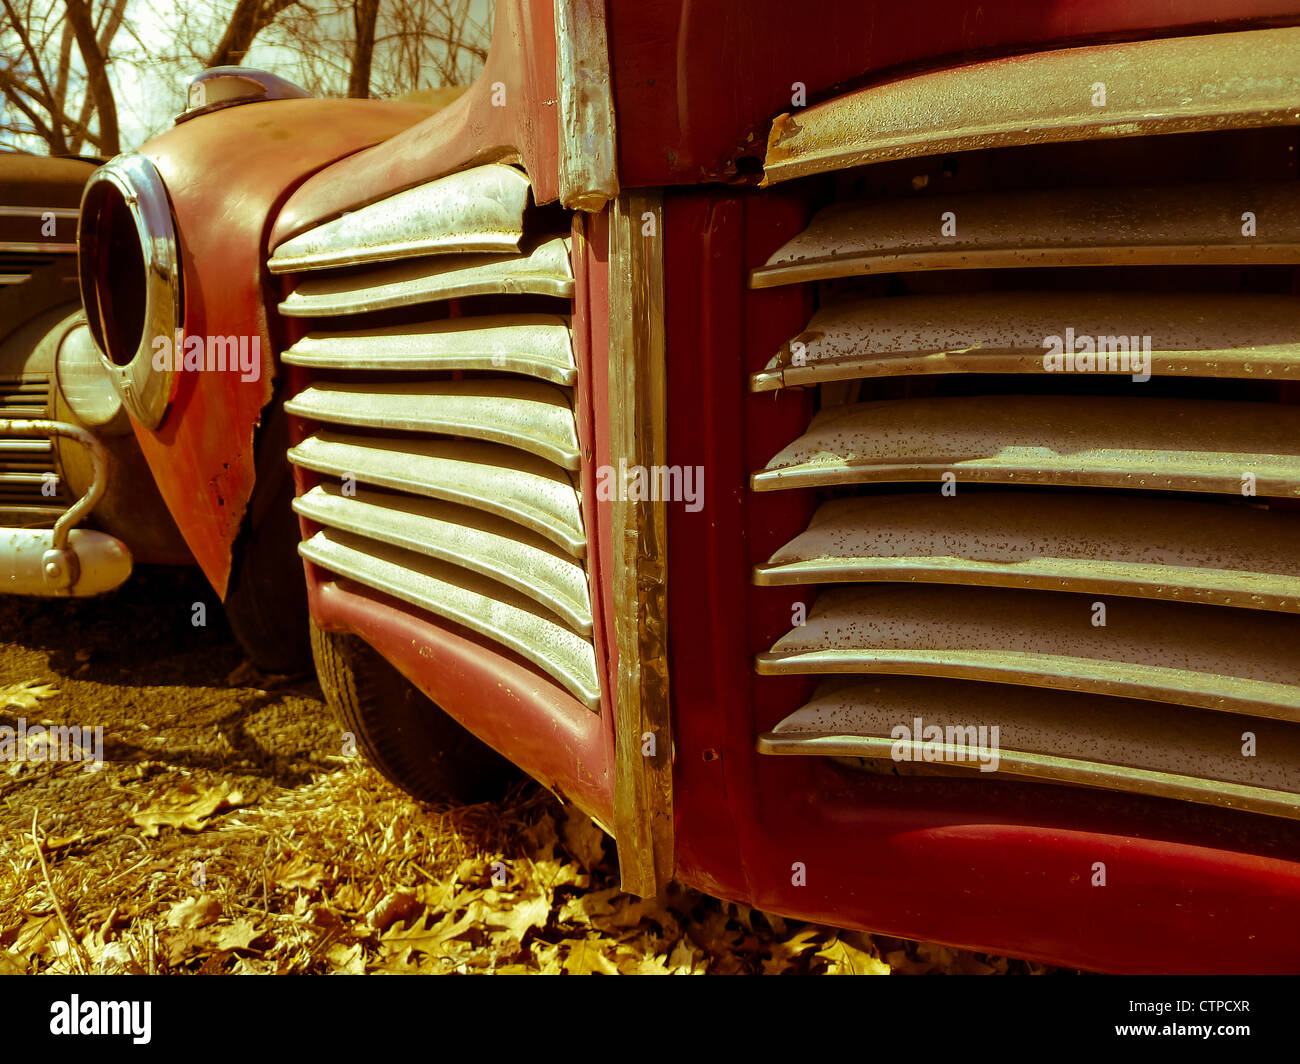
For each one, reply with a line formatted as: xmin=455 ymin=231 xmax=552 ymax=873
xmin=282 ymin=313 xmax=577 ymax=386
xmin=301 ymin=528 xmax=601 ymax=710
xmin=287 ymin=432 xmax=585 ymax=557
xmin=762 ymin=26 xmax=1300 ymax=184
xmin=752 ymin=395 xmax=1300 ymax=497
xmin=268 ymin=164 xmax=531 ymax=273
xmin=279 ymin=237 xmax=574 ymax=317
xmin=285 ymin=379 xmax=581 ymax=470
xmin=750 ymin=183 xmax=1300 ymax=288
xmin=756 ymin=493 xmax=1300 ymax=613
xmin=757 ymin=677 xmax=1300 ymax=821
xmin=294 ymin=483 xmax=593 ymax=634
xmin=756 ymin=585 xmax=1300 ymax=722
xmin=752 ymin=291 xmax=1300 ymax=391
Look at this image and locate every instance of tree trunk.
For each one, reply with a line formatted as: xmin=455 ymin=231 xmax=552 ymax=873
xmin=63 ymin=0 xmax=119 ymax=155
xmin=348 ymin=0 xmax=380 ymax=99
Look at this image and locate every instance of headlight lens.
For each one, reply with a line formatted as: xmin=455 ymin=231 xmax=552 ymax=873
xmin=77 ymin=152 xmax=182 ymax=429
xmin=56 ymin=319 xmax=125 ymax=429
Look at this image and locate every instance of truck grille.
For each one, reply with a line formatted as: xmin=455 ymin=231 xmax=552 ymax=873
xmin=275 ymin=164 xmax=600 ymax=710
xmin=749 ymin=132 xmax=1300 ymax=820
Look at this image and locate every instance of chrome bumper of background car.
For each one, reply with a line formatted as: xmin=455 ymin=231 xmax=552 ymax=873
xmin=0 ymin=418 xmax=132 ymax=596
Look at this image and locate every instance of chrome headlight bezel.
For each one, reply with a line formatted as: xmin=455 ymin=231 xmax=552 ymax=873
xmin=77 ymin=152 xmax=182 ymax=430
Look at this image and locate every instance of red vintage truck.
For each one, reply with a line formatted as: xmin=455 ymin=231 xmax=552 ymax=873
xmin=75 ymin=1 xmax=1300 ymax=972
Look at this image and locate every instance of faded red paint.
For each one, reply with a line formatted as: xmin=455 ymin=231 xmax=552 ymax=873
xmin=134 ymin=99 xmax=432 ymax=597
xmin=608 ymin=0 xmax=1300 ymax=184
xmin=307 ymin=579 xmax=614 ymax=828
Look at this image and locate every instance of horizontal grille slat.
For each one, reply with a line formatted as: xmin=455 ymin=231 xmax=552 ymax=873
xmin=756 ymin=586 xmax=1300 ymax=722
xmin=750 ymin=182 xmax=1300 ymax=288
xmin=752 ymin=395 xmax=1300 ymax=496
xmin=268 ymin=164 xmax=530 ymax=274
xmin=0 ymin=440 xmax=51 ymax=455
xmin=287 ymin=432 xmax=585 ymax=557
xmin=752 ymin=291 xmax=1300 ymax=391
xmin=281 ymin=313 xmax=576 ymax=386
xmin=279 ymin=236 xmax=574 ymax=317
xmin=300 ymin=528 xmax=600 ymax=710
xmin=285 ymin=378 xmax=581 ymax=469
xmin=294 ymin=484 xmax=592 ymax=634
xmin=758 ymin=678 xmax=1300 ymax=820
xmin=1 ymin=375 xmax=60 ymax=507
xmin=761 ymin=26 xmax=1300 ymax=184
xmin=756 ymin=493 xmax=1300 ymax=613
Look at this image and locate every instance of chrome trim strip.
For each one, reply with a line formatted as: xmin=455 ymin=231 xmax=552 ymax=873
xmin=555 ymin=0 xmax=619 ymax=211
xmin=607 ymin=190 xmax=673 ymax=895
xmin=268 ymin=164 xmax=532 ymax=273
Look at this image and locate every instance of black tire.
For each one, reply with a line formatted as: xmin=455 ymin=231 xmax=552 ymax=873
xmin=222 ymin=405 xmax=313 ymax=673
xmin=310 ymin=621 xmax=518 ymax=803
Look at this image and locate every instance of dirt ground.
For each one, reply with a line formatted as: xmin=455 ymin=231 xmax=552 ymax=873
xmin=0 ymin=566 xmax=1067 ymax=975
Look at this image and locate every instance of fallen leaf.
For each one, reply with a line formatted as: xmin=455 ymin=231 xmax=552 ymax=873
xmin=817 ymin=936 xmax=890 ymax=975
xmin=761 ymin=928 xmax=822 ymax=975
xmin=166 ymin=895 xmax=223 ymax=930
xmin=0 ymin=950 xmax=28 ymax=975
xmin=667 ymin=938 xmax=702 ymax=973
xmin=365 ymin=889 xmax=417 ymax=932
xmin=561 ymin=809 xmax=607 ymax=870
xmin=212 ymin=918 xmax=261 ymax=953
xmin=132 ymin=782 xmax=246 ymax=836
xmin=561 ymin=936 xmax=618 ymax=975
xmin=273 ymin=852 xmax=327 ymax=892
xmin=0 ymin=679 xmax=58 ymax=711
xmin=484 ymin=893 xmax=550 ymax=942
xmin=327 ymin=943 xmax=364 ymax=975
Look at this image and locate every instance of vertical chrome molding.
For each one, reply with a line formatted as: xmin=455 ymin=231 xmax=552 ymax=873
xmin=555 ymin=0 xmax=619 ymax=211
xmin=608 ymin=190 xmax=673 ymax=895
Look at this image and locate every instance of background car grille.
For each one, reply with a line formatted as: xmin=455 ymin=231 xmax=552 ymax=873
xmin=749 ymin=125 xmax=1300 ymax=820
xmin=272 ymin=164 xmax=600 ymax=710
xmin=0 ymin=374 xmax=65 ymax=515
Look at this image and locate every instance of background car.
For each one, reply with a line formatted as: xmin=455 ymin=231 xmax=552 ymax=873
xmin=0 ymin=151 xmax=190 ymax=599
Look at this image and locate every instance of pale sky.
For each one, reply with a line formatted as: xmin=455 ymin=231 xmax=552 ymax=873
xmin=6 ymin=0 xmax=493 ymax=153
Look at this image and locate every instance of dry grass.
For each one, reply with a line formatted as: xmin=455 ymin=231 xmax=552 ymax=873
xmin=1 ymin=757 xmax=1061 ymax=975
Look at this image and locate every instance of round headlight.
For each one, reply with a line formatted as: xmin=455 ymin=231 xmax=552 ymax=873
xmin=77 ymin=152 xmax=182 ymax=429
xmin=55 ymin=319 xmax=126 ymax=430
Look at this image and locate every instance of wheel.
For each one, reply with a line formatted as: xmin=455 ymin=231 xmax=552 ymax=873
xmin=310 ymin=620 xmax=518 ymax=803
xmin=222 ymin=404 xmax=313 ymax=673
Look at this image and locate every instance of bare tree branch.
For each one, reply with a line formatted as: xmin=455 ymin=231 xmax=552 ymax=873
xmin=208 ymin=0 xmax=303 ymax=67
xmin=62 ymin=0 xmax=119 ymax=154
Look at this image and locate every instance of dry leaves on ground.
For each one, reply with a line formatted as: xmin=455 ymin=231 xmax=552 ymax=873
xmin=0 ymin=759 xmax=1060 ymax=975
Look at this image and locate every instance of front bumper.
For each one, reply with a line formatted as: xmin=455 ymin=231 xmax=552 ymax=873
xmin=0 ymin=418 xmax=131 ymax=596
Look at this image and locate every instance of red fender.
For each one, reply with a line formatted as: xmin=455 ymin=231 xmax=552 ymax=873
xmin=131 ymin=98 xmax=432 ymax=596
